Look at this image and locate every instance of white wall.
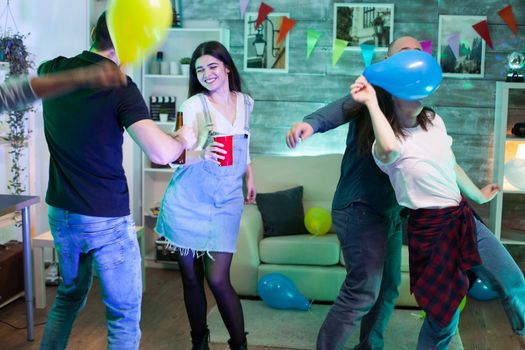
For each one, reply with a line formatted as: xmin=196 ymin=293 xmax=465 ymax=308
xmin=5 ymin=0 xmax=141 ymax=237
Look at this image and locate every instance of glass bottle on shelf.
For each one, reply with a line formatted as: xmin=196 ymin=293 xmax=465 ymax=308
xmin=173 ymin=111 xmax=186 ymax=164
xmin=150 ymin=51 xmax=163 ymax=75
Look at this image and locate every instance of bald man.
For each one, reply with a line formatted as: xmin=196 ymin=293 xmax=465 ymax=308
xmin=285 ymin=37 xmax=422 ymax=350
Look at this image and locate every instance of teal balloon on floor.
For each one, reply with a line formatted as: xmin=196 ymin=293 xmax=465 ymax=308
xmin=258 ymin=273 xmax=310 ymax=311
xmin=363 ymin=50 xmax=442 ymax=100
xmin=468 ymin=278 xmax=498 ymax=301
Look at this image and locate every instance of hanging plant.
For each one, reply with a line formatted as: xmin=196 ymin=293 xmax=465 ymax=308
xmin=0 ymin=33 xmax=34 ymax=195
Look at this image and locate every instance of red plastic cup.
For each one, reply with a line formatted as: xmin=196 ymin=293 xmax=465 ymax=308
xmin=213 ymin=135 xmax=233 ymax=166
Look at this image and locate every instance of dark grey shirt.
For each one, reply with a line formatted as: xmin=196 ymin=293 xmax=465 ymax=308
xmin=0 ymin=77 xmax=37 ymax=112
xmin=303 ymin=95 xmax=401 ymax=216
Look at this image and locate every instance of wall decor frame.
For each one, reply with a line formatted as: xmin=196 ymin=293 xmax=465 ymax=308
xmin=171 ymin=0 xmax=182 ymax=28
xmin=438 ymin=15 xmax=486 ymax=78
xmin=333 ymin=3 xmax=394 ymax=51
xmin=244 ymin=12 xmax=290 ymax=73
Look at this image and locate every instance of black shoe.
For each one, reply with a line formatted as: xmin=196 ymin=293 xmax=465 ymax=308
xmin=190 ymin=328 xmax=210 ymax=350
xmin=227 ymin=334 xmax=247 ymax=350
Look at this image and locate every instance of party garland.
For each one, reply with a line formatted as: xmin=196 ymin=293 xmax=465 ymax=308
xmin=0 ymin=33 xmax=34 ymax=195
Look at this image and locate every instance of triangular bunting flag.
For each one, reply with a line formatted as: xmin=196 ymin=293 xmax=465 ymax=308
xmin=240 ymin=0 xmax=250 ymax=19
xmin=277 ymin=16 xmax=296 ymax=45
xmin=332 ymin=39 xmax=348 ymax=66
xmin=307 ymin=29 xmax=322 ymax=58
xmin=447 ymin=33 xmax=460 ymax=60
xmin=472 ymin=20 xmax=494 ymax=49
xmin=360 ymin=44 xmax=375 ymax=67
xmin=419 ymin=40 xmax=432 ymax=55
xmin=255 ymin=2 xmax=273 ymax=29
xmin=498 ymin=5 xmax=517 ymax=34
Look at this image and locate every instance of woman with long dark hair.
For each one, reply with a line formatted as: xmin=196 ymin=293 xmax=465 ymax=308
xmin=156 ymin=41 xmax=256 ymax=350
xmin=351 ymin=73 xmax=525 ymax=349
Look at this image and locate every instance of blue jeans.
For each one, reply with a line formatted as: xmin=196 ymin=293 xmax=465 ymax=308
xmin=417 ymin=216 xmax=525 ymax=349
xmin=317 ymin=202 xmax=402 ymax=350
xmin=40 ymin=206 xmax=142 ymax=350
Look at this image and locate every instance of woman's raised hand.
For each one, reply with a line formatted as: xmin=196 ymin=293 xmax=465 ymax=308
xmin=350 ymin=75 xmax=377 ymax=105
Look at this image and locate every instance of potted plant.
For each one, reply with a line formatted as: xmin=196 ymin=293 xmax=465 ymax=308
xmin=0 ymin=33 xmax=33 ymax=196
xmin=179 ymin=57 xmax=191 ymax=76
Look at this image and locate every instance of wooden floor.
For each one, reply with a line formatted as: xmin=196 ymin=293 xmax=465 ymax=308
xmin=0 ymin=268 xmax=523 ymax=350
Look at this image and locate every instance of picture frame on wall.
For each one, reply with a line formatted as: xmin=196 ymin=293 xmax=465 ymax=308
xmin=244 ymin=12 xmax=290 ymax=73
xmin=334 ymin=3 xmax=394 ymax=51
xmin=438 ymin=15 xmax=486 ymax=78
xmin=171 ymin=0 xmax=182 ymax=28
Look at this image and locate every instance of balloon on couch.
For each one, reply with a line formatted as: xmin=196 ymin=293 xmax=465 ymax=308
xmin=257 ymin=273 xmax=310 ymax=311
xmin=363 ymin=50 xmax=442 ymax=101
xmin=468 ymin=278 xmax=498 ymax=301
xmin=107 ymin=0 xmax=172 ymax=65
xmin=304 ymin=207 xmax=332 ymax=236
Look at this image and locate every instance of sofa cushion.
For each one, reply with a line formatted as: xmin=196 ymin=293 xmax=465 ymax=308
xmin=259 ymin=233 xmax=340 ymax=266
xmin=256 ymin=186 xmax=308 ymax=237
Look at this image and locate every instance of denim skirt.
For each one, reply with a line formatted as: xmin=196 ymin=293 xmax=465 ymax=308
xmin=155 ymin=135 xmax=247 ymax=255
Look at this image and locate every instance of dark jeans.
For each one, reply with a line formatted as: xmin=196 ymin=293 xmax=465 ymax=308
xmin=317 ymin=202 xmax=402 ymax=350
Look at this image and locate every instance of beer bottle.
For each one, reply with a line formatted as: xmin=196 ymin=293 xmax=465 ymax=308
xmin=173 ymin=111 xmax=186 ymax=164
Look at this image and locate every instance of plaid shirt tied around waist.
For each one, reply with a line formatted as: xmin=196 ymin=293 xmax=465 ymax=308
xmin=408 ymin=198 xmax=482 ymax=326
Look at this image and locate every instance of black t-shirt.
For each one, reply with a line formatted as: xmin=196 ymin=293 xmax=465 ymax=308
xmin=38 ymin=51 xmax=150 ymax=217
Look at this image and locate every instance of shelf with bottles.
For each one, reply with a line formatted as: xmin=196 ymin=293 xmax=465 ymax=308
xmin=490 ymin=82 xmax=525 ymax=244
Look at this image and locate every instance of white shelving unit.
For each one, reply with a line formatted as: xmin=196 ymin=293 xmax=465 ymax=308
xmin=141 ymin=28 xmax=230 ymax=268
xmin=489 ymin=82 xmax=525 ymax=245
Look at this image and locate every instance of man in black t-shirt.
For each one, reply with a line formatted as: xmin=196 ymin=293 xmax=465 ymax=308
xmin=38 ymin=12 xmax=195 ymax=350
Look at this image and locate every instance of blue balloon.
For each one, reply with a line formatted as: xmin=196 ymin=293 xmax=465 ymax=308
xmin=363 ymin=50 xmax=442 ymax=100
xmin=468 ymin=278 xmax=498 ymax=301
xmin=257 ymin=273 xmax=310 ymax=311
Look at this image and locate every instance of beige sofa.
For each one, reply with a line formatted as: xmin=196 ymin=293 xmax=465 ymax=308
xmin=230 ymin=154 xmax=417 ymax=307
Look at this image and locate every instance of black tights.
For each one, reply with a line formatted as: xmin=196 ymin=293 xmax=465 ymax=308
xmin=177 ymin=251 xmax=245 ymax=346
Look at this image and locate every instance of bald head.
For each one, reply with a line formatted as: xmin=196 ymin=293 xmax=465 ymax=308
xmin=387 ymin=36 xmax=422 ymax=57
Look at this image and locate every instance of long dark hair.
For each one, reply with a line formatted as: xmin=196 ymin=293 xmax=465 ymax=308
xmin=344 ymin=85 xmax=435 ymax=155
xmin=188 ymin=41 xmax=242 ymax=98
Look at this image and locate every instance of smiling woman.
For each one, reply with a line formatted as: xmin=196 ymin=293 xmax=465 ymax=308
xmin=154 ymin=40 xmax=256 ymax=350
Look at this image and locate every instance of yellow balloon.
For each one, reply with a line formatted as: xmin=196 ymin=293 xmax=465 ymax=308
xmin=107 ymin=0 xmax=172 ymax=65
xmin=304 ymin=208 xmax=332 ymax=236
